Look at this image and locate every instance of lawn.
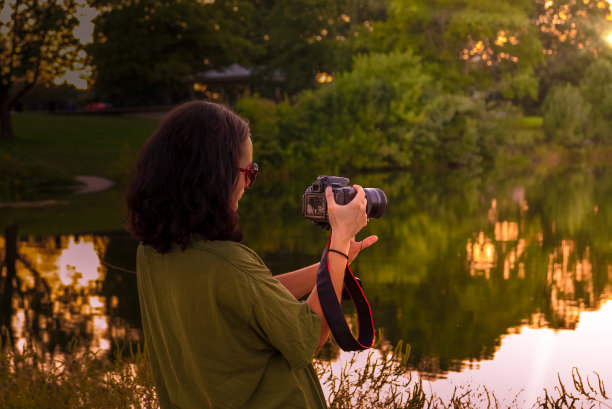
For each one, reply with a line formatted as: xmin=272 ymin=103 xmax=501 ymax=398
xmin=1 ymin=112 xmax=159 ymax=180
xmin=0 ymin=112 xmax=160 ymax=233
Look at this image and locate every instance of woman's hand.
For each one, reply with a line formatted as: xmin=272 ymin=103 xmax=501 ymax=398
xmin=348 ymin=235 xmax=378 ymax=264
xmin=326 ymin=185 xmax=368 ymax=243
xmin=307 ymin=186 xmax=379 ymax=349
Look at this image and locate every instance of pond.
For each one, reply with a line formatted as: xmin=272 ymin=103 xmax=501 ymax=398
xmin=1 ymin=162 xmax=610 ymax=405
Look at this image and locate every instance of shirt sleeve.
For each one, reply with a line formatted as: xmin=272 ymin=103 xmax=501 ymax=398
xmin=249 ymin=273 xmax=321 ymax=371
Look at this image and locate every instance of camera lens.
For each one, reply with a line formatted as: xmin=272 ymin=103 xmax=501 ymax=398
xmin=364 ymin=188 xmax=387 ymax=219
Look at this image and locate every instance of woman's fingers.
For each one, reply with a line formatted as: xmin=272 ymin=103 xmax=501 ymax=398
xmin=348 ymin=235 xmax=379 ymax=263
xmin=325 ymin=186 xmax=336 ymax=207
xmin=360 ymin=235 xmax=379 ymax=249
xmin=327 ymin=185 xmax=369 ymax=239
xmin=350 ymin=235 xmax=378 ymax=253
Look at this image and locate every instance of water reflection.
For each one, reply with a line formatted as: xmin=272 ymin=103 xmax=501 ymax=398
xmin=464 ymin=195 xmax=607 ymax=332
xmin=0 ymin=164 xmax=610 ymax=398
xmin=427 ymin=300 xmax=612 ymax=405
xmin=0 ymin=229 xmax=141 ymax=357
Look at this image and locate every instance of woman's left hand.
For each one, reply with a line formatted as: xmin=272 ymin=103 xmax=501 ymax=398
xmin=347 ymin=235 xmax=379 ymax=264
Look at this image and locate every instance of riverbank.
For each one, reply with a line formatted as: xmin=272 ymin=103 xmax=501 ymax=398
xmin=1 ymin=112 xmax=611 ymax=203
xmin=1 ymin=342 xmax=609 ymax=409
xmin=0 ymin=112 xmax=156 ymax=202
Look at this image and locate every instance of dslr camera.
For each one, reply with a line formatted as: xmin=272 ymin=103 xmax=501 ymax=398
xmin=302 ymin=175 xmax=387 ymax=229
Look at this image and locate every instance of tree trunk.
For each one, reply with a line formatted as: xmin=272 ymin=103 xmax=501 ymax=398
xmin=0 ymin=100 xmax=14 ymax=139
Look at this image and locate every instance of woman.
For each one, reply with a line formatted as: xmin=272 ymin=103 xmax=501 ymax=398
xmin=126 ymin=100 xmax=377 ymax=408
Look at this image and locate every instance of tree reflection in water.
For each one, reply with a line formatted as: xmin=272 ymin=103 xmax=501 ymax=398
xmin=0 ymin=165 xmax=610 ymax=385
xmin=238 ymin=165 xmax=612 ymax=377
xmin=0 ymin=228 xmax=141 ymax=358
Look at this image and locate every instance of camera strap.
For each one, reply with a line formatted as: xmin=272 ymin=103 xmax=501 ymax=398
xmin=316 ymin=239 xmax=375 ymax=351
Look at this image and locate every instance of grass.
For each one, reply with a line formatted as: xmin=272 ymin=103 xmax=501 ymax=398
xmin=0 ymin=111 xmax=158 ymax=204
xmin=516 ymin=116 xmax=544 ymax=129
xmin=0 ymin=113 xmax=157 ymax=233
xmin=1 ymin=340 xmax=610 ymax=409
xmin=0 ymin=112 xmax=158 ymax=188
xmin=0 ymin=188 xmax=128 ymax=235
xmin=0 ymin=341 xmax=158 ymax=409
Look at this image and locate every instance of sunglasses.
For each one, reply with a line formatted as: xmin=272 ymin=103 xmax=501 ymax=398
xmin=239 ymin=162 xmax=258 ymax=188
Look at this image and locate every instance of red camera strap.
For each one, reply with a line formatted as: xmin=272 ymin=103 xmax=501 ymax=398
xmin=316 ymin=240 xmax=375 ymax=351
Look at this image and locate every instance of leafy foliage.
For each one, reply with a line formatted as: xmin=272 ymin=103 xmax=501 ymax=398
xmin=282 ymin=51 xmax=428 ymax=173
xmin=90 ymin=0 xmax=260 ymax=106
xmin=375 ymin=0 xmax=543 ymax=100
xmin=579 ymin=58 xmax=612 ymax=144
xmin=542 ymin=84 xmax=590 ymax=147
xmin=0 ymin=150 xmax=74 ymax=201
xmin=235 ymin=95 xmax=289 ymax=169
xmin=542 ymin=57 xmax=612 ymax=147
xmin=0 ymin=0 xmax=83 ymax=138
xmin=247 ymin=0 xmax=389 ymax=95
xmin=261 ymin=51 xmax=520 ymax=172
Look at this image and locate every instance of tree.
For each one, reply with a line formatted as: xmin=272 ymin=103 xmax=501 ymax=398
xmin=249 ymin=0 xmax=389 ymax=96
xmin=282 ymin=51 xmax=430 ymax=173
xmin=535 ymin=0 xmax=612 ymax=109
xmin=373 ymin=0 xmax=543 ymax=101
xmin=90 ymin=0 xmax=260 ymax=106
xmin=0 ymin=0 xmax=83 ymax=139
xmin=579 ymin=58 xmax=612 ymax=143
xmin=542 ymin=83 xmax=590 ymax=147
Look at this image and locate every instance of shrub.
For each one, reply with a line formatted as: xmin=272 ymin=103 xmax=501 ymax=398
xmin=279 ymin=51 xmax=521 ymax=173
xmin=281 ymin=51 xmax=429 ymax=173
xmin=542 ymin=84 xmax=591 ymax=147
xmin=0 ymin=150 xmax=76 ymax=201
xmin=412 ymin=94 xmax=518 ymax=168
xmin=579 ymin=58 xmax=612 ymax=144
xmin=235 ymin=95 xmax=290 ymax=169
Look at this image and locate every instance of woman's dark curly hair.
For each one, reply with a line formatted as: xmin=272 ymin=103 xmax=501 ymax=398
xmin=126 ymin=100 xmax=250 ymax=253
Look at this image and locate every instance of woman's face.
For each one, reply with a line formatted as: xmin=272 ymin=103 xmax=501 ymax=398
xmin=231 ymin=136 xmax=253 ymax=211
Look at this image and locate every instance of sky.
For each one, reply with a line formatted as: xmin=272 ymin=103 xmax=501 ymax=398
xmin=56 ymin=4 xmax=98 ymax=89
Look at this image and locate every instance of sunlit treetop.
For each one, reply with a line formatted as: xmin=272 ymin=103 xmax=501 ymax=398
xmin=0 ymin=0 xmax=88 ymax=94
xmin=460 ymin=30 xmax=521 ymax=66
xmin=537 ymin=0 xmax=612 ymax=56
xmin=376 ymin=0 xmax=546 ymax=99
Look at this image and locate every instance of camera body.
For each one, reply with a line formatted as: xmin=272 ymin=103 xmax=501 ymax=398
xmin=302 ymin=175 xmax=387 ymax=229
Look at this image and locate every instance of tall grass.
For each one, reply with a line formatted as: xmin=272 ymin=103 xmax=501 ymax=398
xmin=0 ymin=341 xmax=158 ymax=409
xmin=1 ymin=341 xmax=610 ymax=408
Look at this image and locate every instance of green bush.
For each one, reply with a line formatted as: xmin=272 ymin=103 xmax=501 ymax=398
xmin=580 ymin=58 xmax=612 ymax=144
xmin=542 ymin=59 xmax=612 ymax=148
xmin=273 ymin=51 xmax=522 ymax=173
xmin=0 ymin=150 xmax=76 ymax=201
xmin=412 ymin=94 xmax=517 ymax=168
xmin=281 ymin=51 xmax=429 ymax=173
xmin=542 ymin=84 xmax=591 ymax=147
xmin=233 ymin=51 xmax=528 ymax=173
xmin=234 ymin=95 xmax=290 ymax=169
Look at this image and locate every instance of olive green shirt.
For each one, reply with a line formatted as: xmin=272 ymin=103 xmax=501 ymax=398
xmin=137 ymin=239 xmax=326 ymax=409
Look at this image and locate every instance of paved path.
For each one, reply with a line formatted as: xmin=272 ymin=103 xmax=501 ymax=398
xmin=74 ymin=175 xmax=115 ymax=194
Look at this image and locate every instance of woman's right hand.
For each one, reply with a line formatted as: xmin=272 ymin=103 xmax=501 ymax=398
xmin=325 ymin=185 xmax=368 ymax=243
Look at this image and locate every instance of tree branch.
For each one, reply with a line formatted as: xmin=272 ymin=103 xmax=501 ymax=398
xmin=8 ymin=81 xmax=36 ymax=108
xmin=9 ymin=0 xmax=23 ymax=80
xmin=7 ymin=0 xmax=52 ymax=108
